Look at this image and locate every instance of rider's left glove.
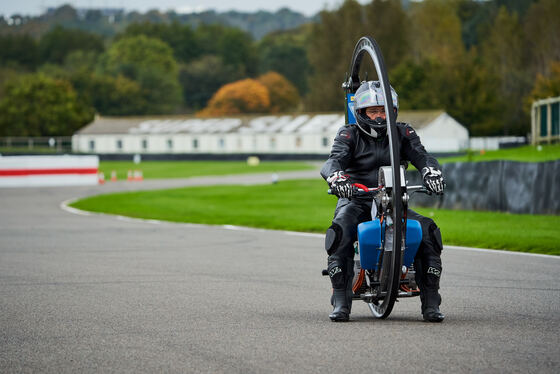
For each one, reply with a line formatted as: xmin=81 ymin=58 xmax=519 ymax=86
xmin=422 ymin=167 xmax=445 ymax=195
xmin=327 ymin=171 xmax=353 ymax=198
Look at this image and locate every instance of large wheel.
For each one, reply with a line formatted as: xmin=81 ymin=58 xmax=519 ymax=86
xmin=347 ymin=36 xmax=403 ymax=319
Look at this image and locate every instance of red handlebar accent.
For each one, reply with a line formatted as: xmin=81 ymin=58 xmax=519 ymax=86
xmin=352 ymin=183 xmax=370 ymax=191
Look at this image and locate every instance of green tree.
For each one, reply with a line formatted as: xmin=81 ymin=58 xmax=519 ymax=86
xmin=364 ymin=0 xmax=409 ymax=70
xmin=528 ymin=61 xmax=560 ymax=102
xmin=306 ymin=0 xmax=367 ymax=111
xmin=119 ymin=22 xmax=200 ymax=63
xmin=195 ymin=24 xmax=258 ymax=76
xmin=390 ymin=58 xmax=444 ymax=110
xmin=66 ymin=70 xmax=146 ymax=116
xmin=258 ymin=28 xmax=311 ymax=95
xmin=38 ymin=25 xmax=105 ymax=64
xmin=524 ymin=0 xmax=560 ymax=77
xmin=99 ymin=35 xmax=182 ymax=114
xmin=0 ymin=74 xmax=93 ymax=136
xmin=408 ymin=0 xmax=465 ymax=64
xmin=179 ymin=55 xmax=244 ymax=110
xmin=0 ymin=34 xmax=38 ymax=70
xmin=481 ymin=6 xmax=529 ymax=135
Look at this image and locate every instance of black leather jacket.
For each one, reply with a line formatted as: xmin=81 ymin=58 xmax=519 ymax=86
xmin=321 ymin=123 xmax=441 ymax=187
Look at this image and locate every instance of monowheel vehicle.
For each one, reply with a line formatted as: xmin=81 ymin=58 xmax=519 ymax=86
xmin=323 ymin=36 xmax=438 ymax=319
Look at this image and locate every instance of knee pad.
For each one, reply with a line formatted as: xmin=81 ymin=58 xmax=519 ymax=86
xmin=325 ymin=223 xmax=343 ymax=255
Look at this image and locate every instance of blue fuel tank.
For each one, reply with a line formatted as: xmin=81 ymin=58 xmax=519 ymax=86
xmin=357 ymin=219 xmax=423 ymax=270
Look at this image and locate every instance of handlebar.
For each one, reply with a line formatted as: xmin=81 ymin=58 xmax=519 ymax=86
xmin=327 ymin=184 xmax=433 ymax=196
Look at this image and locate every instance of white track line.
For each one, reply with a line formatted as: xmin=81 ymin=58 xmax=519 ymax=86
xmin=61 ymin=198 xmax=558 ymax=259
xmin=443 ymin=245 xmax=559 ymax=259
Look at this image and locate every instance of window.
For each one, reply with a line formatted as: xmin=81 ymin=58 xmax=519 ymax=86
xmin=193 ymin=138 xmax=199 ymax=149
xmin=116 ymin=139 xmax=123 ymax=151
xmin=322 ymin=137 xmax=329 ymax=147
xmin=167 ymin=138 xmax=173 ymax=150
xmin=141 ymin=139 xmax=148 ymax=150
xmin=270 ymin=137 xmax=276 ymax=149
xmin=295 ymin=137 xmax=302 ymax=148
xmin=218 ymin=138 xmax=225 ymax=149
xmin=89 ymin=140 xmax=95 ymax=152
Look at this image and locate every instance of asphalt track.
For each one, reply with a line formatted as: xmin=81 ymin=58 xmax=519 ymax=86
xmin=1 ymin=170 xmax=559 ymax=373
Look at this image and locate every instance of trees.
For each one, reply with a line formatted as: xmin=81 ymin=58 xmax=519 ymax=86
xmin=198 ymin=78 xmax=270 ymax=117
xmin=0 ymin=34 xmax=38 ymax=70
xmin=0 ymin=74 xmax=93 ymax=136
xmin=306 ymin=0 xmax=367 ymax=111
xmin=198 ymin=71 xmax=300 ymax=116
xmin=524 ymin=0 xmax=560 ymax=77
xmin=257 ymin=27 xmax=311 ymax=94
xmin=119 ymin=22 xmax=200 ymax=63
xmin=38 ymin=25 xmax=105 ymax=65
xmin=364 ymin=0 xmax=409 ymax=70
xmin=258 ymin=71 xmax=300 ymax=112
xmin=480 ymin=6 xmax=529 ymax=135
xmin=100 ymin=35 xmax=182 ymax=114
xmin=179 ymin=55 xmax=244 ymax=110
xmin=528 ymin=61 xmax=560 ymax=103
xmin=408 ymin=0 xmax=465 ymax=64
xmin=195 ymin=24 xmax=258 ymax=76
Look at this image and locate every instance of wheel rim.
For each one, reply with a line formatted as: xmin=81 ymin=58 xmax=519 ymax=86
xmin=347 ymin=36 xmax=404 ymax=319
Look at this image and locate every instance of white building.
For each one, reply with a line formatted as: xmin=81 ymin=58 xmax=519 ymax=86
xmin=72 ymin=110 xmax=468 ymax=154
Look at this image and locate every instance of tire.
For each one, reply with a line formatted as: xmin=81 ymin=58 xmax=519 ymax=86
xmin=348 ymin=36 xmax=403 ymax=319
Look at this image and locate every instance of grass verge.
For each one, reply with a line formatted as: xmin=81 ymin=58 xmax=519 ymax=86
xmin=70 ymin=179 xmax=559 ymax=256
xmin=98 ymin=160 xmax=315 ymax=180
xmin=439 ymin=143 xmax=560 ymax=164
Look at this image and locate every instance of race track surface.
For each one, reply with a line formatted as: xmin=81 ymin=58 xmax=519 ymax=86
xmin=1 ymin=171 xmax=559 ymax=373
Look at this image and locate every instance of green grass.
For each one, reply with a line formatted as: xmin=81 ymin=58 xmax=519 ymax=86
xmin=439 ymin=144 xmax=560 ymax=164
xmin=70 ymin=179 xmax=559 ymax=255
xmin=98 ymin=160 xmax=315 ymax=180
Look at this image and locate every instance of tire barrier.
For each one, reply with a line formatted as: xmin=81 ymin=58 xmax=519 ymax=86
xmin=0 ymin=155 xmax=99 ymax=187
xmin=407 ymin=160 xmax=560 ymax=215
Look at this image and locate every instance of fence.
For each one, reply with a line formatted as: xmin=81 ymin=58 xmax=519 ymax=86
xmin=0 ymin=137 xmax=73 ymax=154
xmin=531 ymin=96 xmax=560 ymax=144
xmin=408 ymin=160 xmax=560 ymax=215
xmin=469 ymin=136 xmax=527 ymax=150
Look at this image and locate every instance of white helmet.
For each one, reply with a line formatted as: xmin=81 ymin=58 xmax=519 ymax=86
xmin=353 ymin=80 xmax=398 ymax=138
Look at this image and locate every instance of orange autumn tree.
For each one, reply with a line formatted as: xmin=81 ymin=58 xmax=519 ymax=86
xmin=197 ymin=78 xmax=270 ymax=116
xmin=257 ymin=71 xmax=300 ymax=113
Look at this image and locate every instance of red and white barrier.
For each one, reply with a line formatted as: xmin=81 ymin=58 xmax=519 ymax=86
xmin=0 ymin=155 xmax=100 ymax=187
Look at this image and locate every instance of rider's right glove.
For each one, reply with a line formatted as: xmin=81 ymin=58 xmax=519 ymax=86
xmin=421 ymin=166 xmax=445 ymax=195
xmin=327 ymin=171 xmax=353 ymax=198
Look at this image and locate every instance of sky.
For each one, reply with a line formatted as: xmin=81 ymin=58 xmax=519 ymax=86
xmin=0 ymin=0 xmax=372 ymax=17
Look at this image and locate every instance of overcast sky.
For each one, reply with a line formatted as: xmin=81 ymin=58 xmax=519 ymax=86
xmin=1 ymin=0 xmax=373 ymax=17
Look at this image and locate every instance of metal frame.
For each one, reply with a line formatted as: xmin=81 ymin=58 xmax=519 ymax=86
xmin=531 ymin=96 xmax=560 ymax=144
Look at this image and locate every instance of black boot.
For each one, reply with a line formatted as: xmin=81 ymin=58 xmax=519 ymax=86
xmin=329 ymin=288 xmax=350 ymax=322
xmin=328 ymin=258 xmax=353 ymax=322
xmin=422 ymin=289 xmax=444 ymax=322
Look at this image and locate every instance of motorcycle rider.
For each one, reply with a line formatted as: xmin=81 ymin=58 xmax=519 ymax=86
xmin=321 ymin=80 xmax=445 ymax=322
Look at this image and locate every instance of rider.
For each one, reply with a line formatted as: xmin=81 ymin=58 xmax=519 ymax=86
xmin=321 ymin=80 xmax=445 ymax=322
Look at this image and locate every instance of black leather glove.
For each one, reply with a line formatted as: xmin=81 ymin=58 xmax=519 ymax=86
xmin=421 ymin=167 xmax=445 ymax=195
xmin=327 ymin=171 xmax=353 ymax=198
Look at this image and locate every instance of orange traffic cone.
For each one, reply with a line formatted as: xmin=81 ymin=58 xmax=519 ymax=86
xmin=133 ymin=170 xmax=143 ymax=181
xmin=110 ymin=170 xmax=117 ymax=182
xmin=98 ymin=172 xmax=105 ymax=185
xmin=127 ymin=170 xmax=133 ymax=181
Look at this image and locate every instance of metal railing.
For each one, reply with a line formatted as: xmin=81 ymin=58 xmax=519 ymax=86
xmin=0 ymin=137 xmax=73 ymax=154
xmin=531 ymin=96 xmax=560 ymax=144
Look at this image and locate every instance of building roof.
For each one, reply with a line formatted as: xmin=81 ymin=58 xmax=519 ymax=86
xmin=76 ymin=110 xmax=448 ymax=136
